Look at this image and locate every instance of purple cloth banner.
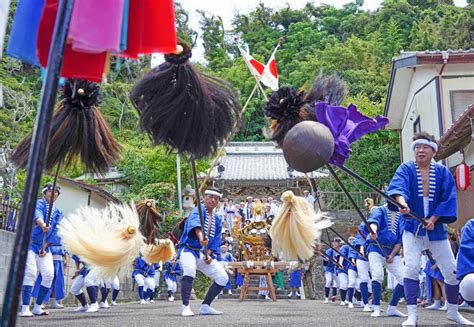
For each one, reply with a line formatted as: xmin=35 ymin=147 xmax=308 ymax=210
xmin=315 ymin=101 xmax=389 ymax=167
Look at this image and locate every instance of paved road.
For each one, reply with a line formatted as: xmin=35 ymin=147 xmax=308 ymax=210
xmin=16 ymin=299 xmax=474 ymax=326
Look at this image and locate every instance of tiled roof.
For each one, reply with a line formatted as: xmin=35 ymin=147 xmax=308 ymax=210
xmin=435 ymin=104 xmax=474 ymax=161
xmin=210 ymin=142 xmax=328 ymax=181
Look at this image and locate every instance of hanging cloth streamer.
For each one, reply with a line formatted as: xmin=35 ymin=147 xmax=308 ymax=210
xmin=68 ymin=0 xmax=124 ymax=53
xmin=121 ymin=0 xmax=177 ymax=58
xmin=37 ymin=0 xmax=107 ymax=82
xmin=6 ymin=0 xmax=45 ymax=66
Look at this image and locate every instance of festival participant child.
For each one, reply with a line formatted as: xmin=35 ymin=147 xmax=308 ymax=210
xmin=132 ymin=255 xmax=154 ymax=305
xmin=288 ymin=260 xmax=303 ymax=299
xmin=323 ymin=238 xmax=340 ymax=304
xmin=164 ymin=257 xmax=182 ymax=302
xmin=70 ymin=255 xmax=100 ymax=313
xmin=367 ymin=204 xmax=406 ymax=318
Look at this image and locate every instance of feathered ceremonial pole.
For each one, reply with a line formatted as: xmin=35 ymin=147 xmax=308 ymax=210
xmin=11 ymin=79 xmax=122 ymax=173
xmin=269 ymin=190 xmax=332 ymax=261
xmin=130 ymin=41 xmax=241 ymax=259
xmin=198 ymin=38 xmax=283 ymax=193
xmin=2 ymin=1 xmax=74 ymax=325
xmin=58 ymin=204 xmax=144 ymax=278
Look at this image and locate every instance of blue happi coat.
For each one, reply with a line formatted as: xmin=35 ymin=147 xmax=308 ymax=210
xmin=163 ymin=260 xmax=182 ymax=282
xmin=354 ymin=222 xmax=369 ymax=262
xmin=366 ymin=205 xmax=403 ymax=256
xmin=348 ymin=241 xmax=359 ymax=271
xmin=132 ymin=256 xmax=151 ymax=278
xmin=178 ymin=206 xmax=222 ymax=259
xmin=30 ymin=198 xmax=63 ymax=254
xmin=323 ymin=248 xmax=337 ymax=273
xmin=457 ymin=219 xmax=474 ymax=280
xmin=387 ymin=161 xmax=457 ymax=241
xmin=337 ymin=244 xmax=350 ymax=274
xmin=71 ymin=254 xmax=89 ymax=277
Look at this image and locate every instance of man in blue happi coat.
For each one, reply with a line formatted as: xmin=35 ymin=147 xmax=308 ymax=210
xmin=387 ymin=132 xmax=472 ymax=325
xmin=19 ymin=183 xmax=63 ymax=317
xmin=178 ymin=187 xmax=228 ymax=317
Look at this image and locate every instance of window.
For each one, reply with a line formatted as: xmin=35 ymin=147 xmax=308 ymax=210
xmin=413 ymin=116 xmax=421 ymax=134
xmin=450 ymin=90 xmax=474 ymax=122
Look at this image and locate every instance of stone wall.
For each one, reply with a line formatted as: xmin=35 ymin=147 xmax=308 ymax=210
xmin=0 ymin=230 xmax=16 ymax=308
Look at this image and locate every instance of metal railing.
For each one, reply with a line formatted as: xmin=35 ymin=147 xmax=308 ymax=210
xmin=1 ymin=198 xmax=19 ymax=232
xmin=316 ymin=191 xmax=378 ymax=211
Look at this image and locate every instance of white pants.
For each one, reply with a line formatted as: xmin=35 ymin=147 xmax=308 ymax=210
xmin=338 ymin=272 xmax=348 ymax=290
xmin=165 ymin=278 xmax=177 ymax=293
xmin=356 ymin=259 xmax=370 ymax=284
xmin=154 ymin=271 xmax=161 ymax=287
xmin=403 ymin=231 xmax=457 ymax=285
xmin=84 ymin=271 xmax=99 ymax=288
xmin=348 ymin=269 xmax=357 ymax=288
xmin=101 ymin=275 xmax=120 ymax=290
xmin=145 ymin=276 xmax=155 ymax=292
xmin=179 ymin=251 xmax=228 ymax=286
xmin=368 ymin=251 xmax=404 ymax=285
xmin=23 ymin=250 xmax=54 ymax=287
xmin=325 ymin=272 xmax=339 ymax=288
xmin=70 ymin=275 xmax=85 ymax=296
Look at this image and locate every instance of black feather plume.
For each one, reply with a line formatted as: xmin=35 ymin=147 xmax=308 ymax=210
xmin=130 ymin=42 xmax=241 ymax=159
xmin=304 ymin=71 xmax=347 ymax=106
xmin=263 ymin=86 xmax=306 ymax=147
xmin=11 ymin=79 xmax=121 ymax=173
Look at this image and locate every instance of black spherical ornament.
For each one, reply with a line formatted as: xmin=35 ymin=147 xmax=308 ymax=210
xmin=282 ymin=121 xmax=335 ymax=173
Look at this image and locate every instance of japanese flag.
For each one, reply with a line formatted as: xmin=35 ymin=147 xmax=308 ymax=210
xmin=238 ymin=45 xmax=279 ymax=91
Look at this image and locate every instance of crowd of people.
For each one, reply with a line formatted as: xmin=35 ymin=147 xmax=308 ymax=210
xmin=16 ymin=131 xmax=474 ymax=325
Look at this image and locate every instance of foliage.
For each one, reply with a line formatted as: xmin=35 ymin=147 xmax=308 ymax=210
xmin=1 ymin=0 xmax=472 ymax=202
xmin=193 ymin=271 xmax=212 ymax=299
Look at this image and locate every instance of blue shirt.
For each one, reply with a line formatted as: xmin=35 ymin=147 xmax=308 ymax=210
xmin=367 ymin=205 xmax=403 ymax=256
xmin=163 ymin=260 xmax=182 ymax=282
xmin=323 ymin=248 xmax=337 ymax=273
xmin=30 ymin=198 xmax=63 ymax=254
xmin=457 ymin=219 xmax=474 ymax=280
xmin=387 ymin=161 xmax=457 ymax=241
xmin=178 ymin=206 xmax=222 ymax=259
xmin=337 ymin=244 xmax=350 ymax=274
xmin=72 ymin=254 xmax=89 ymax=277
xmin=132 ymin=256 xmax=151 ymax=277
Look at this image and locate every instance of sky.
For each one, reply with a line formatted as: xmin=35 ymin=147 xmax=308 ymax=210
xmin=177 ymin=0 xmax=468 ymax=62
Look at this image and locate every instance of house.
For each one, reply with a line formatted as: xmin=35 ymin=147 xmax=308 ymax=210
xmin=55 ymin=176 xmax=121 ymax=218
xmin=384 ymin=49 xmax=474 ymax=227
xmin=75 ymin=167 xmax=129 ymax=196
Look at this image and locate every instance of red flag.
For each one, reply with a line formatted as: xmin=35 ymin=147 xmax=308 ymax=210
xmin=237 ymin=43 xmax=279 ymax=91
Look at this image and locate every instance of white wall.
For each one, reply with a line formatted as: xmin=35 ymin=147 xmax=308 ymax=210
xmin=398 ymin=65 xmax=474 ymax=165
xmin=55 ymin=182 xmax=108 ymax=219
xmin=400 ymin=72 xmax=439 ymax=162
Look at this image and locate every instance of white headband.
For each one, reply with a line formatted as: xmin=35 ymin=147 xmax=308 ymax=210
xmin=42 ymin=186 xmax=61 ymax=194
xmin=412 ymin=139 xmax=438 ymax=152
xmin=205 ymin=190 xmax=223 ymax=198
